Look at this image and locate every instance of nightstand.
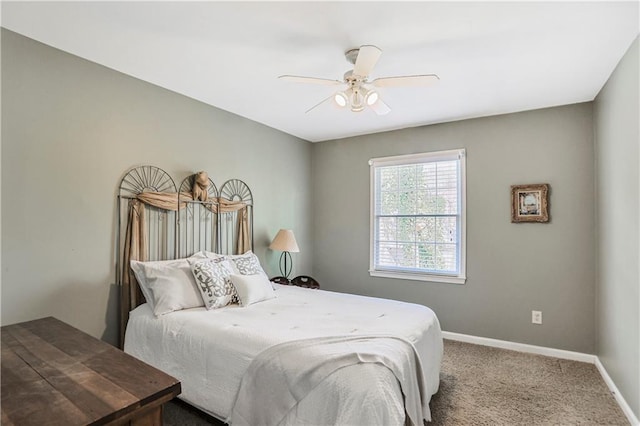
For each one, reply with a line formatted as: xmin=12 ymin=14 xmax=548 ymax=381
xmin=270 ymin=276 xmax=291 ymax=285
xmin=270 ymin=275 xmax=320 ymax=289
xmin=291 ymin=275 xmax=320 ymax=289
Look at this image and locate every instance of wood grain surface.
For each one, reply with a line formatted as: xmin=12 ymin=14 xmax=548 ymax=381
xmin=1 ymin=317 xmax=181 ymax=425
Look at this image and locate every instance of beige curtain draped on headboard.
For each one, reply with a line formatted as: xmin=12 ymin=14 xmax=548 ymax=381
xmin=119 ymin=191 xmax=250 ymax=347
xmin=212 ymin=197 xmax=247 ymax=214
xmin=136 ymin=191 xmax=189 ymax=211
xmin=237 ymin=206 xmax=250 ymax=255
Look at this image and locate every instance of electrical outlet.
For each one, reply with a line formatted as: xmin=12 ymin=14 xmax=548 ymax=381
xmin=532 ymin=310 xmax=542 ymax=325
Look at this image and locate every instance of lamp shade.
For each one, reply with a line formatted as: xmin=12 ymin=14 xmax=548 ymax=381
xmin=269 ymin=229 xmax=300 ymax=253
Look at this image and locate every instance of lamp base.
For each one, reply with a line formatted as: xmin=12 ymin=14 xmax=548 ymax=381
xmin=279 ymin=251 xmax=293 ymax=279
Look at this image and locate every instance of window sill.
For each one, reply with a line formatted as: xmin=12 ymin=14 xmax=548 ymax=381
xmin=369 ymin=270 xmax=466 ymax=285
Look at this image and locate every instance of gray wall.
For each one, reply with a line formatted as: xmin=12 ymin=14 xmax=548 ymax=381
xmin=1 ymin=29 xmax=313 ymax=345
xmin=594 ymin=36 xmax=639 ymax=418
xmin=312 ymin=103 xmax=595 ymax=353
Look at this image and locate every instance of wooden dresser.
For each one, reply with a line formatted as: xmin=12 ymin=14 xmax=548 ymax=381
xmin=1 ymin=317 xmax=181 ymax=425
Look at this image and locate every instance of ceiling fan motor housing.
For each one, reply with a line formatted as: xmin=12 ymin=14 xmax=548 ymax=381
xmin=345 ymin=48 xmax=360 ymax=65
xmin=343 ymin=70 xmax=366 ymax=85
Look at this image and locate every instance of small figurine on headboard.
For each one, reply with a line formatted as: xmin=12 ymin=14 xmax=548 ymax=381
xmin=192 ymin=171 xmax=210 ymax=201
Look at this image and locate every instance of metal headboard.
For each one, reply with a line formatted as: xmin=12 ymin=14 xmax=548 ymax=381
xmin=219 ymin=179 xmax=254 ymax=255
xmin=116 ymin=167 xmax=255 ymax=280
xmin=177 ymin=174 xmax=219 ymax=258
xmin=116 ymin=165 xmax=178 ymax=289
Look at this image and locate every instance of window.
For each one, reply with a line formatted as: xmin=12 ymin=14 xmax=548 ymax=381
xmin=369 ymin=149 xmax=466 ymax=284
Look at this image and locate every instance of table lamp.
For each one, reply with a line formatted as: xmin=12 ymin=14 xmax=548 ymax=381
xmin=269 ymin=229 xmax=300 ymax=280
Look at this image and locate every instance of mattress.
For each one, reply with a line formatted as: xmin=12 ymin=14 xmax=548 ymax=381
xmin=124 ymin=284 xmax=443 ymax=425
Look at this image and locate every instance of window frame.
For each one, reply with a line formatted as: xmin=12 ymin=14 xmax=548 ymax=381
xmin=368 ymin=149 xmax=467 ymax=284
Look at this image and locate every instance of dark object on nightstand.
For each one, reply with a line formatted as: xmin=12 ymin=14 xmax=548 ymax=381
xmin=291 ymin=275 xmax=320 ymax=289
xmin=270 ymin=276 xmax=291 ymax=285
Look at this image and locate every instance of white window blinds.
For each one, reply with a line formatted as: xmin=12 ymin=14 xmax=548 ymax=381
xmin=369 ymin=149 xmax=466 ymax=284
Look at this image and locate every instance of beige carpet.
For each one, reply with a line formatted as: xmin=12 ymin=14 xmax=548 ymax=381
xmin=164 ymin=339 xmax=628 ymax=425
xmin=430 ymin=340 xmax=627 ymax=425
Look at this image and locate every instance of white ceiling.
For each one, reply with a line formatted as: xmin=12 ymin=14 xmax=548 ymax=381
xmin=2 ymin=1 xmax=638 ymax=142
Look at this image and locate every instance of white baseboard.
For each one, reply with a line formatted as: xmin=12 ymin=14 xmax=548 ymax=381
xmin=442 ymin=331 xmax=638 ymax=425
xmin=441 ymin=331 xmax=596 ymax=363
xmin=595 ymin=358 xmax=640 ymax=426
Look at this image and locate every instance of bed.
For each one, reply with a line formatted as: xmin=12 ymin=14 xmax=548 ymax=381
xmin=116 ymin=166 xmax=443 ymax=425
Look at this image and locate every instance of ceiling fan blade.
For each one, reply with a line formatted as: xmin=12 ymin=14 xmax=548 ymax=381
xmin=305 ymin=95 xmax=335 ymax=114
xmin=279 ymin=75 xmax=343 ymax=86
xmin=371 ymin=74 xmax=440 ymax=88
xmin=369 ymin=98 xmax=391 ymax=116
xmin=353 ymin=45 xmax=382 ymax=77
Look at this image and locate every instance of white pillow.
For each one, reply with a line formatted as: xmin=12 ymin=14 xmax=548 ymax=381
xmin=129 ymin=261 xmax=156 ymax=310
xmin=204 ymin=251 xmax=225 ymax=260
xmin=189 ymin=258 xmax=239 ymax=309
xmin=130 ymin=258 xmax=205 ymax=316
xmin=229 ymin=274 xmax=277 ymax=307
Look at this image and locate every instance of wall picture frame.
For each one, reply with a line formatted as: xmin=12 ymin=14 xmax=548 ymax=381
xmin=511 ymin=183 xmax=549 ymax=223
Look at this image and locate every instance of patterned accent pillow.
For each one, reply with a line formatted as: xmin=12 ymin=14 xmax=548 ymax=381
xmin=189 ymin=258 xmax=239 ymax=309
xmin=232 ymin=254 xmax=263 ymax=275
xmin=205 ymin=251 xmax=268 ymax=278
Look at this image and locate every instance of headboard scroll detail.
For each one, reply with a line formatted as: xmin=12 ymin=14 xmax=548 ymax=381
xmin=119 ymin=165 xmax=176 ymax=197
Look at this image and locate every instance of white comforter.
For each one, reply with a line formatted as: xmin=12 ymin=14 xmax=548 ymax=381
xmin=124 ymin=285 xmax=443 ymax=425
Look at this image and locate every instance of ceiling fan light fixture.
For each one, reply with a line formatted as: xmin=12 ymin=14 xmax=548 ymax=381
xmin=334 ymin=91 xmax=348 ymax=107
xmin=365 ymin=90 xmax=379 ymax=106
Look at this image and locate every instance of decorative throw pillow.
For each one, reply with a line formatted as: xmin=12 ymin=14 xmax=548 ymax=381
xmin=130 ymin=257 xmax=205 ymax=316
xmin=189 ymin=258 xmax=239 ymax=309
xmin=227 ymin=251 xmax=267 ymax=276
xmin=229 ymin=274 xmax=277 ymax=307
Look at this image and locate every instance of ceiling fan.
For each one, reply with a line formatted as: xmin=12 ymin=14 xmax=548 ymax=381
xmin=279 ymin=45 xmax=439 ymax=115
